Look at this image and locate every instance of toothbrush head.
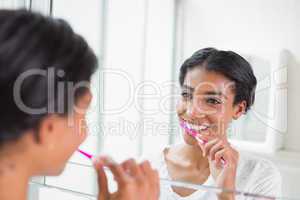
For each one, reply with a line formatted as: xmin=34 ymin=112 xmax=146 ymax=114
xmin=179 ymin=121 xmax=197 ymax=137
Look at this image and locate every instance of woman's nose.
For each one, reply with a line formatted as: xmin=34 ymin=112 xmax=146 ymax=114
xmin=186 ymin=102 xmax=205 ymax=118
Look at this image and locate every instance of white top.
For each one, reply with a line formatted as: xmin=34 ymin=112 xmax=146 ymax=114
xmin=148 ymin=146 xmax=282 ymax=200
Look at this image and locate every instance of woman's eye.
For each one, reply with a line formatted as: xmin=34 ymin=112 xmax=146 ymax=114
xmin=206 ymin=98 xmax=221 ymax=105
xmin=181 ymin=92 xmax=192 ymax=100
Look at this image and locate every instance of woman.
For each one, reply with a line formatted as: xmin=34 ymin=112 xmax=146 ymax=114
xmin=0 ymin=10 xmax=159 ymax=200
xmin=152 ymin=48 xmax=281 ymax=200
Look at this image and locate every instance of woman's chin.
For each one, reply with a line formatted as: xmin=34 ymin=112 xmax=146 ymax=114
xmin=182 ymin=132 xmax=198 ymax=146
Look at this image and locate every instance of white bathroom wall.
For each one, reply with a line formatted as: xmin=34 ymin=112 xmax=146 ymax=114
xmin=0 ymin=0 xmax=27 ymax=9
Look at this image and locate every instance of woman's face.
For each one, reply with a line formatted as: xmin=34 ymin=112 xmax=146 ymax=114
xmin=36 ymin=90 xmax=92 ymax=175
xmin=177 ymin=67 xmax=245 ymax=146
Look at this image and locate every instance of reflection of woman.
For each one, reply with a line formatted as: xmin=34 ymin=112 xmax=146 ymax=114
xmin=0 ymin=10 xmax=159 ymax=200
xmin=152 ymin=48 xmax=281 ymax=200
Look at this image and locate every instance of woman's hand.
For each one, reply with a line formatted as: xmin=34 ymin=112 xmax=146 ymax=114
xmin=93 ymin=156 xmax=160 ymax=200
xmin=197 ymin=134 xmax=239 ymax=200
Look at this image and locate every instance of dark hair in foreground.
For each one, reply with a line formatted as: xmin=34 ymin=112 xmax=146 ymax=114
xmin=179 ymin=47 xmax=257 ymax=112
xmin=0 ymin=10 xmax=98 ymax=146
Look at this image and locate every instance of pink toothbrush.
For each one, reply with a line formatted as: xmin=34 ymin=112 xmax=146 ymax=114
xmin=77 ymin=149 xmax=93 ymax=160
xmin=179 ymin=121 xmax=226 ymax=165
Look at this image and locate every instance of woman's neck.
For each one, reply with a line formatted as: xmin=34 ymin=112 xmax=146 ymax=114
xmin=167 ymin=143 xmax=209 ymax=170
xmin=164 ymin=143 xmax=211 ymax=197
xmin=0 ymin=157 xmax=31 ymax=200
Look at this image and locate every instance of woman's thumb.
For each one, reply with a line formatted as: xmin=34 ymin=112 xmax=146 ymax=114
xmin=93 ymin=158 xmax=110 ymax=200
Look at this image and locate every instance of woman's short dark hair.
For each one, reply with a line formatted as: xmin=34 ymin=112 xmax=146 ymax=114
xmin=0 ymin=10 xmax=97 ymax=146
xmin=179 ymin=47 xmax=257 ymax=112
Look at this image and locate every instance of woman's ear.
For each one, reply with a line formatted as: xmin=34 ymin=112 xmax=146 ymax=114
xmin=232 ymin=100 xmax=247 ymax=120
xmin=38 ymin=115 xmax=62 ymax=150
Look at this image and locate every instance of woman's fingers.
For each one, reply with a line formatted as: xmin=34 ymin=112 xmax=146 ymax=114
xmin=93 ymin=158 xmax=109 ymax=200
xmin=94 ymin=156 xmax=160 ymax=200
xmin=129 ymin=159 xmax=144 ymax=178
xmin=140 ymin=160 xmax=158 ymax=185
xmin=196 ymin=135 xmax=232 ymax=165
xmin=214 ymin=148 xmax=227 ymax=167
xmin=99 ymin=156 xmax=130 ymax=187
xmin=118 ymin=158 xmax=160 ymax=200
xmin=208 ymin=140 xmax=225 ymax=160
xmin=197 ymin=136 xmax=219 ymax=157
xmin=140 ymin=160 xmax=160 ymax=199
xmin=121 ymin=159 xmax=132 ymax=174
xmin=140 ymin=160 xmax=152 ymax=178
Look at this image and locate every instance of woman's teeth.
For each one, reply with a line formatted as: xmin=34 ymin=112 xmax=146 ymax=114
xmin=185 ymin=122 xmax=209 ymax=131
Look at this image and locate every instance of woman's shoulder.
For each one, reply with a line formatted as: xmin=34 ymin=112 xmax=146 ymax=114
xmin=142 ymin=152 xmax=165 ymax=170
xmin=140 ymin=144 xmax=181 ymax=179
xmin=139 ymin=147 xmax=170 ymax=172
